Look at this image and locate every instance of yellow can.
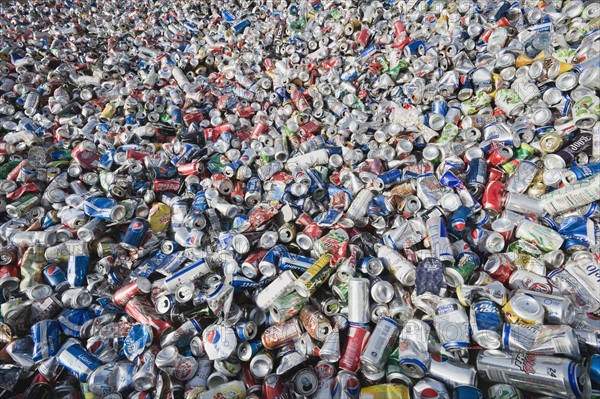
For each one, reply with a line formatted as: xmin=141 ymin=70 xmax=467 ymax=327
xmin=360 ymin=383 xmax=411 ymax=399
xmin=148 ymin=202 xmax=172 ymax=232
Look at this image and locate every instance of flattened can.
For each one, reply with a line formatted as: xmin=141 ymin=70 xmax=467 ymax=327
xmin=429 ymin=353 xmax=478 ymax=389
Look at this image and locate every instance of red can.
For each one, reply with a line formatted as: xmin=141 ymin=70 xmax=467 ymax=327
xmin=212 ymin=173 xmax=234 ymax=196
xmin=339 ymin=325 xmax=370 ymax=373
xmin=113 ymin=277 xmax=152 ymax=307
xmin=488 ymin=168 xmax=506 ymax=182
xmin=124 ymin=296 xmax=172 ymax=336
xmin=251 ymin=120 xmax=269 ymax=139
xmin=392 ymin=20 xmax=406 ymax=37
xmin=482 ymin=180 xmax=505 ymax=214
xmin=263 ymin=374 xmax=289 ymax=399
xmin=126 ymin=149 xmax=153 ymax=161
xmin=242 ymin=362 xmax=262 ymax=391
xmin=356 ymin=28 xmax=370 ymax=46
xmin=483 ymin=253 xmax=515 ymax=284
xmin=72 ymin=141 xmax=100 ymax=170
xmin=153 ymin=179 xmax=181 ymax=192
xmin=488 ymin=146 xmax=514 ymax=167
xmin=177 ymin=161 xmax=203 ymax=176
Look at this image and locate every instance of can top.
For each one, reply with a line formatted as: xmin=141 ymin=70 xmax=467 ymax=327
xmin=507 ymin=293 xmax=545 ymax=321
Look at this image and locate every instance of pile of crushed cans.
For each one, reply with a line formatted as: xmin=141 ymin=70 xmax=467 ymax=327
xmin=0 ymin=0 xmax=598 ymax=398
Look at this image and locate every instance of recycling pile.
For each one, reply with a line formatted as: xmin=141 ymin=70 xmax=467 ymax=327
xmin=0 ymin=0 xmax=598 ymax=398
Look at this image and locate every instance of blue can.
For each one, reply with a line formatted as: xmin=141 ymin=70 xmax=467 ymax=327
xmin=31 ymin=320 xmax=60 ymax=363
xmin=368 ymin=195 xmax=394 ymax=217
xmin=122 ymin=217 xmax=149 ymax=250
xmin=404 ymin=40 xmax=425 ymax=57
xmin=465 ymin=157 xmax=487 ymax=197
xmin=43 ymin=264 xmax=69 ymax=291
xmin=453 ymin=385 xmax=484 ymax=399
xmin=432 ymin=98 xmax=449 ymax=115
xmin=374 ymin=168 xmax=402 ymax=191
xmin=470 ymin=300 xmax=503 ymax=349
xmin=279 ymin=253 xmax=315 ymax=272
xmin=56 ymin=339 xmax=103 ymax=383
xmin=67 ymin=255 xmax=90 ymax=287
xmin=58 ymin=309 xmax=93 ymax=338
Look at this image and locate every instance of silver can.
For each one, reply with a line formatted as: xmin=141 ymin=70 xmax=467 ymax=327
xmin=477 ymin=350 xmax=591 ymax=398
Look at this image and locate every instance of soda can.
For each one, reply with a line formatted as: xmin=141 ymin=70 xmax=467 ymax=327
xmin=477 ymin=350 xmax=591 ymax=398
xmin=339 ymin=325 xmax=370 ymax=373
xmin=42 ymin=264 xmax=69 ymax=292
xmin=300 ymin=306 xmax=333 ymax=341
xmin=294 ymin=254 xmax=333 ymax=298
xmin=502 ymin=292 xmax=545 ymax=325
xmin=67 ymin=255 xmax=90 ymax=287
xmin=31 ymin=320 xmax=60 ymax=363
xmin=290 ymin=367 xmax=319 ymax=396
xmin=429 ymin=353 xmax=477 ymax=389
xmin=360 ymin=317 xmax=400 ymax=374
xmin=263 ymin=374 xmax=287 ymax=399
xmin=414 ymin=377 xmax=450 ymax=399
xmin=262 ymin=317 xmax=303 ymax=350
xmin=56 ymin=338 xmax=103 ymax=383
xmin=121 ymin=218 xmax=149 ymax=250
xmin=488 ymin=384 xmax=523 ymax=399
xmin=332 ymin=370 xmax=361 ymax=399
xmin=112 ymin=277 xmax=152 ymax=307
xmin=155 ymin=345 xmax=198 ymax=381
xmin=469 ymin=300 xmax=503 ymax=349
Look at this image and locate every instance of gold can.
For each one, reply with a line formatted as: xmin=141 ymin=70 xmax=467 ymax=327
xmin=148 ymin=202 xmax=172 ymax=232
xmin=502 ymin=292 xmax=545 ymax=325
xmin=539 ymin=133 xmax=564 ymax=153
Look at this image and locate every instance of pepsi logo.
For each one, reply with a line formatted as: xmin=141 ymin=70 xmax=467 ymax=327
xmin=205 ymin=328 xmax=221 ymax=344
xmin=130 ymin=221 xmax=145 ymax=232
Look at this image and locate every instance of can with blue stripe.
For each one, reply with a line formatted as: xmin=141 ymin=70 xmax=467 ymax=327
xmin=31 ymin=320 xmax=60 ymax=363
xmin=67 ymin=255 xmax=90 ymax=287
xmin=56 ymin=338 xmax=103 ymax=383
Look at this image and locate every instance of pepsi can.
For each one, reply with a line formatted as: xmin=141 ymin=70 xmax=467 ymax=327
xmin=122 ymin=218 xmax=149 ymax=250
xmin=43 ymin=264 xmax=69 ymax=292
xmin=67 ymin=255 xmax=90 ymax=287
xmin=453 ymin=385 xmax=484 ymax=399
xmin=31 ymin=320 xmax=60 ymax=363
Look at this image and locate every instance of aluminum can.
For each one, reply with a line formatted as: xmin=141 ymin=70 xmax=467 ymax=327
xmin=67 ymin=255 xmax=90 ymax=287
xmin=514 ymin=289 xmax=575 ymax=325
xmin=429 ymin=353 xmax=478 ymax=389
xmin=502 ymin=292 xmax=545 ymax=325
xmin=56 ymin=339 xmax=103 ymax=383
xmin=433 ymin=298 xmax=470 ymax=351
xmin=31 ymin=320 xmax=60 ymax=363
xmin=470 ymin=300 xmax=503 ymax=349
xmin=262 ymin=317 xmax=303 ymax=350
xmin=397 ymin=319 xmax=430 ymax=378
xmin=112 ymin=277 xmax=152 ymax=307
xmin=295 ymin=254 xmax=333 ymax=297
xmin=502 ymin=323 xmax=581 ymax=359
xmin=347 ymin=278 xmax=370 ymax=326
xmin=121 ymin=218 xmax=149 ymax=250
xmin=339 ymin=325 xmax=370 ymax=373
xmin=488 ymin=384 xmax=523 ymax=399
xmin=360 ymin=317 xmax=400 ymax=374
xmin=477 ymin=350 xmax=591 ymax=399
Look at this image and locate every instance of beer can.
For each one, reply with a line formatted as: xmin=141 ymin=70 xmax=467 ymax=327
xmin=502 ymin=292 xmax=545 ymax=325
xmin=31 ymin=320 xmax=60 ymax=363
xmin=477 ymin=350 xmax=591 ymax=398
xmin=470 ymin=300 xmax=503 ymax=349
xmin=397 ymin=319 xmax=430 ymax=378
xmin=433 ymin=298 xmax=470 ymax=351
xmin=514 ymin=289 xmax=575 ymax=325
